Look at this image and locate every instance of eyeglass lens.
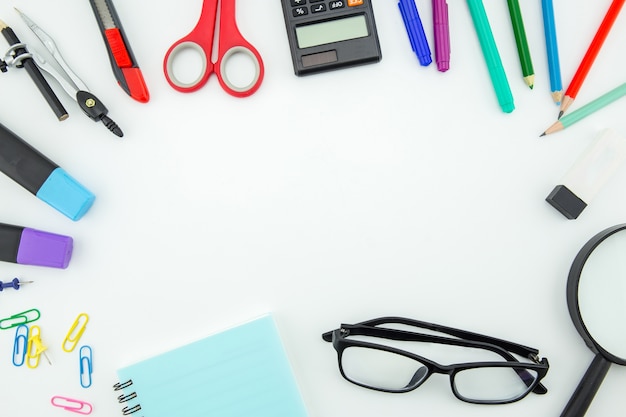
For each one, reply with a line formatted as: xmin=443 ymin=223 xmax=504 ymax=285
xmin=341 ymin=346 xmax=429 ymax=391
xmin=340 ymin=346 xmax=539 ymax=403
xmin=453 ymin=366 xmax=539 ymax=402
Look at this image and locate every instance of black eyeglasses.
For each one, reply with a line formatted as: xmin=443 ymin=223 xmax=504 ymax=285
xmin=322 ymin=317 xmax=549 ymax=405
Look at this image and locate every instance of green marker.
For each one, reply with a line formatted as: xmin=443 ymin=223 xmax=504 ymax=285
xmin=542 ymin=82 xmax=626 ymax=136
xmin=466 ymin=0 xmax=514 ymax=113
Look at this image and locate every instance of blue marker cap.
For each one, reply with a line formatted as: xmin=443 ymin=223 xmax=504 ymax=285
xmin=36 ymin=168 xmax=95 ymax=221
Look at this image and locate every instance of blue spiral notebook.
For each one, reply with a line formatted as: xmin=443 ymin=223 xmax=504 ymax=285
xmin=113 ymin=314 xmax=308 ymax=417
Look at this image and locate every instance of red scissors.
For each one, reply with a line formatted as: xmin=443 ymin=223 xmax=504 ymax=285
xmin=163 ymin=0 xmax=264 ymax=97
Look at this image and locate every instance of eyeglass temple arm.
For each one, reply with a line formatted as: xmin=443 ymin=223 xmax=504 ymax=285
xmin=353 ymin=317 xmax=541 ymax=360
xmin=335 ymin=323 xmax=533 ymax=365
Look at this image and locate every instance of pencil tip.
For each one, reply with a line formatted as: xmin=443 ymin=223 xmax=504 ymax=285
xmin=523 ymin=75 xmax=535 ymax=89
xmin=557 ymin=111 xmax=563 ymax=120
xmin=540 ymin=132 xmax=546 ymax=137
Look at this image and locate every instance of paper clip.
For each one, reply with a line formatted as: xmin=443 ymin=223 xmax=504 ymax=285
xmin=12 ymin=324 xmax=29 ymax=366
xmin=0 ymin=308 xmax=40 ymax=330
xmin=51 ymin=396 xmax=93 ymax=415
xmin=79 ymin=346 xmax=93 ymax=388
xmin=26 ymin=325 xmax=51 ymax=368
xmin=63 ymin=313 xmax=89 ymax=352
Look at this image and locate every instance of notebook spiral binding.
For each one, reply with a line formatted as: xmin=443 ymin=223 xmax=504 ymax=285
xmin=118 ymin=392 xmax=137 ymax=403
xmin=113 ymin=379 xmax=142 ymax=415
xmin=122 ymin=405 xmax=142 ymax=415
xmin=114 ymin=379 xmax=134 ymax=390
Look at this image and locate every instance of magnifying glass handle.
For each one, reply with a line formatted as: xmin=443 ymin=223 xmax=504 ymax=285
xmin=560 ymin=353 xmax=611 ymax=417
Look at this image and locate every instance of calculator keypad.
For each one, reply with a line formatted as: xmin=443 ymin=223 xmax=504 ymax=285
xmin=291 ymin=0 xmax=365 ymax=18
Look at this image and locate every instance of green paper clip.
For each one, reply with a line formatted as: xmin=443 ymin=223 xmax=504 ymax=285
xmin=0 ymin=308 xmax=41 ymax=330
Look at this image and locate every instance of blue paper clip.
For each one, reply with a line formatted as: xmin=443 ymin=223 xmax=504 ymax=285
xmin=79 ymin=346 xmax=93 ymax=388
xmin=12 ymin=324 xmax=29 ymax=366
xmin=0 ymin=308 xmax=41 ymax=330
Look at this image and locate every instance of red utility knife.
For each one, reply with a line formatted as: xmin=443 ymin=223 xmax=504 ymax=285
xmin=88 ymin=0 xmax=150 ymax=103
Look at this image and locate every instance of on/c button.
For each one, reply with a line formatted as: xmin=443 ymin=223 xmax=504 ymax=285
xmin=347 ymin=0 xmax=364 ymax=5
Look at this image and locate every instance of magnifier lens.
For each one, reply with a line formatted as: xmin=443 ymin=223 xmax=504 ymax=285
xmin=578 ymin=229 xmax=626 ymax=359
xmin=562 ymin=224 xmax=626 ymax=417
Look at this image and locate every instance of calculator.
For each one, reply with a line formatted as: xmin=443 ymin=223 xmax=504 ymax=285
xmin=281 ymin=0 xmax=382 ymax=76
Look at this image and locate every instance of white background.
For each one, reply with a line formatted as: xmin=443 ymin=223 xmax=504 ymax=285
xmin=1 ymin=1 xmax=625 ymax=416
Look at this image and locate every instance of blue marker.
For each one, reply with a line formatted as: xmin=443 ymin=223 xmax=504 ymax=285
xmin=0 ymin=122 xmax=94 ymax=221
xmin=399 ymin=0 xmax=432 ymax=66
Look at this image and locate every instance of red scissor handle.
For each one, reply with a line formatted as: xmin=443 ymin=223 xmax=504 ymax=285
xmin=163 ymin=0 xmax=218 ymax=93
xmin=214 ymin=0 xmax=264 ymax=97
xmin=163 ymin=0 xmax=264 ymax=97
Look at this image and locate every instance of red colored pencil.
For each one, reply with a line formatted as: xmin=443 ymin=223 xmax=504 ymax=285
xmin=559 ymin=0 xmax=626 ymax=118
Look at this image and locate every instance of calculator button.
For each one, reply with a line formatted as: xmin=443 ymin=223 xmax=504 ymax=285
xmin=348 ymin=0 xmax=364 ymax=6
xmin=292 ymin=6 xmax=308 ymax=16
xmin=291 ymin=0 xmax=306 ymax=6
xmin=311 ymin=3 xmax=326 ymax=13
xmin=329 ymin=0 xmax=345 ymax=9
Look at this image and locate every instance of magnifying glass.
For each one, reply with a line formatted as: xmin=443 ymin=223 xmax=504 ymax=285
xmin=561 ymin=223 xmax=626 ymax=417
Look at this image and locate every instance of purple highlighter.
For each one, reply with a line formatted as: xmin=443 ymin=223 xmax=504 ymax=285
xmin=0 ymin=222 xmax=73 ymax=268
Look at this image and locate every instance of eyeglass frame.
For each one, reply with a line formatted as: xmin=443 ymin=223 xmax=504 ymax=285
xmin=321 ymin=316 xmax=549 ymax=405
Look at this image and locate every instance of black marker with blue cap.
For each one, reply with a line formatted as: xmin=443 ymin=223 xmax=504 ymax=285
xmin=0 ymin=121 xmax=95 ymax=221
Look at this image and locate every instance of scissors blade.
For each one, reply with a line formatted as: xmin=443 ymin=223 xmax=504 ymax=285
xmin=14 ymin=8 xmax=89 ymax=92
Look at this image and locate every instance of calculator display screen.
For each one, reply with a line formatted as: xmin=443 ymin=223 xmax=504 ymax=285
xmin=295 ymin=15 xmax=368 ymax=49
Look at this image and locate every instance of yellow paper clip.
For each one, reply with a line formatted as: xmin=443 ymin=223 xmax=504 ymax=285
xmin=51 ymin=396 xmax=93 ymax=415
xmin=63 ymin=313 xmax=89 ymax=352
xmin=0 ymin=308 xmax=40 ymax=330
xmin=26 ymin=325 xmax=51 ymax=368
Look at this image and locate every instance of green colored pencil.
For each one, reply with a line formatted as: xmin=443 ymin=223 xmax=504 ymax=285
xmin=541 ymin=82 xmax=626 ymax=136
xmin=506 ymin=0 xmax=534 ymax=89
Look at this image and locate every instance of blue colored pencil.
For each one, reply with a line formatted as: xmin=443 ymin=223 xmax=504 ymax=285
xmin=541 ymin=0 xmax=563 ymax=104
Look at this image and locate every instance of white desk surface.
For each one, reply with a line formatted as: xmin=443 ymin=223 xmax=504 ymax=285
xmin=1 ymin=1 xmax=625 ymax=416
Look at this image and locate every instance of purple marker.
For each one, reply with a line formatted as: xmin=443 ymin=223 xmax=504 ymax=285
xmin=0 ymin=222 xmax=73 ymax=268
xmin=433 ymin=0 xmax=450 ymax=72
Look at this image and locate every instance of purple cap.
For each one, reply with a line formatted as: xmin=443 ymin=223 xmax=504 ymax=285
xmin=16 ymin=227 xmax=73 ymax=268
